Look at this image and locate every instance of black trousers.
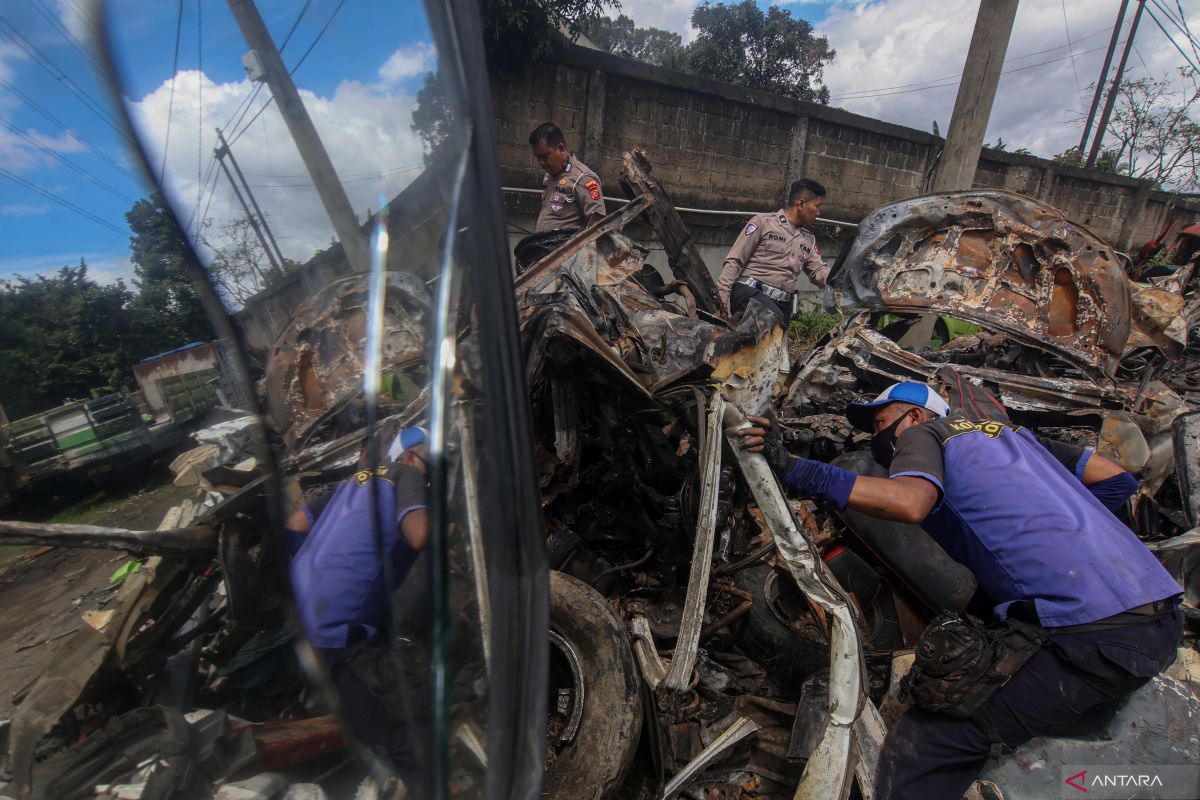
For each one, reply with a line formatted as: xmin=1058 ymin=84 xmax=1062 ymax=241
xmin=322 ymin=642 xmax=431 ymax=795
xmin=730 ymin=282 xmax=790 ymax=325
xmin=876 ymin=609 xmax=1182 ymax=800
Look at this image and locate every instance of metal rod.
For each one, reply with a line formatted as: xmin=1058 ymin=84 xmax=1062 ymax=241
xmin=501 ymin=186 xmax=859 ymax=229
xmin=1079 ymin=0 xmax=1130 ymax=155
xmin=0 ymin=520 xmax=217 ymax=555
xmin=1088 ymin=0 xmax=1147 ymax=168
xmin=215 ymin=127 xmax=286 ymax=268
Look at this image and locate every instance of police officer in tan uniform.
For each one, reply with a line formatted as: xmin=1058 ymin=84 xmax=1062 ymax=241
xmin=717 ymin=179 xmax=829 ymax=322
xmin=529 ymin=122 xmax=606 ymax=233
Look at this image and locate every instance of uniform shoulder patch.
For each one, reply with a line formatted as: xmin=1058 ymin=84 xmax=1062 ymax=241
xmin=558 ymin=177 xmax=569 ymax=186
xmin=584 ymin=178 xmax=601 ymax=201
xmin=744 ymin=222 xmax=758 ymax=236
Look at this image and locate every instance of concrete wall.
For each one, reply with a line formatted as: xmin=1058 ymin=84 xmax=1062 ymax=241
xmin=493 ymin=44 xmax=1196 ymax=255
xmin=236 ymin=44 xmax=1198 ymax=351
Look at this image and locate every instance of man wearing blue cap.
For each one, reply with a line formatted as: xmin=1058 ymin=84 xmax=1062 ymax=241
xmin=289 ymin=424 xmax=430 ymax=786
xmin=739 ymin=383 xmax=1181 ymax=800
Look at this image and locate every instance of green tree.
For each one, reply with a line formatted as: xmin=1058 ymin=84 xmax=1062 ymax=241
xmin=0 ymin=262 xmax=138 ymax=419
xmin=480 ymin=0 xmax=618 ymax=66
xmin=584 ymin=14 xmax=687 ymax=69
xmin=200 ymin=214 xmax=298 ymax=305
xmin=1063 ymin=67 xmax=1200 ymax=189
xmin=686 ymin=1 xmax=834 ymax=104
xmin=125 ymin=196 xmax=213 ymax=349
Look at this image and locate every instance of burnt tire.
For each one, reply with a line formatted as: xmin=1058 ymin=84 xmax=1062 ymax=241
xmin=732 ymin=564 xmax=829 ymax=696
xmin=544 ymin=571 xmax=642 ymax=800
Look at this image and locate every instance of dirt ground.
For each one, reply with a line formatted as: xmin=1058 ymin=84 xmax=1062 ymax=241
xmin=0 ymin=472 xmax=195 ymax=718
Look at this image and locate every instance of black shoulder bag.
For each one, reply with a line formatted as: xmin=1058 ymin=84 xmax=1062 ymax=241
xmin=898 ymin=613 xmax=1049 ymax=758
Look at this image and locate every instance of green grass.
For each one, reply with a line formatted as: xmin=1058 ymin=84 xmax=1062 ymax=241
xmin=44 ymin=491 xmax=112 ymax=524
xmin=789 ymin=311 xmax=839 ymax=348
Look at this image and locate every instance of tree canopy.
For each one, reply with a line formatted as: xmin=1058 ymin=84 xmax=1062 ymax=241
xmin=479 ymin=0 xmax=617 ymax=65
xmin=686 ymin=2 xmax=834 ymax=104
xmin=584 ymin=14 xmax=688 ymax=70
xmin=0 ymin=198 xmax=216 ymax=421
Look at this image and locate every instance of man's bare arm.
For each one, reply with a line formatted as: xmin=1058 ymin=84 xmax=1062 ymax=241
xmin=846 ymin=475 xmax=939 ymax=524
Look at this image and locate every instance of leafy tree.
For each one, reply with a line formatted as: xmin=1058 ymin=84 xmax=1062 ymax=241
xmin=686 ymin=1 xmax=834 ymax=104
xmin=1064 ymin=68 xmax=1200 ymax=190
xmin=200 ymin=214 xmax=298 ymax=305
xmin=584 ymin=14 xmax=687 ymax=70
xmin=125 ymin=196 xmax=213 ymax=348
xmin=412 ymin=70 xmax=453 ymax=164
xmin=984 ymin=138 xmax=1032 ymax=156
xmin=0 ymin=262 xmax=138 ymax=419
xmin=1052 ymin=145 xmax=1124 ymax=175
xmin=479 ymin=0 xmax=618 ymax=66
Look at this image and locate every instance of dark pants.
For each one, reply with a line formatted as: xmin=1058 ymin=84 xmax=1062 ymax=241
xmin=322 ymin=642 xmax=431 ymax=795
xmin=730 ymin=282 xmax=790 ymax=325
xmin=876 ymin=609 xmax=1182 ymax=800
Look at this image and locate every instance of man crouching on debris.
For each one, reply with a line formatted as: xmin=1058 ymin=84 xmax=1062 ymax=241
xmin=289 ymin=425 xmax=430 ymax=789
xmin=738 ymin=382 xmax=1183 ymax=800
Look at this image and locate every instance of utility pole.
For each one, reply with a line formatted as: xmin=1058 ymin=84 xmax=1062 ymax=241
xmin=1078 ymin=0 xmax=1129 ymax=156
xmin=930 ymin=0 xmax=1020 ymax=192
xmin=1087 ymin=0 xmax=1146 ymax=169
xmin=214 ymin=127 xmax=286 ymax=269
xmin=214 ymin=143 xmax=283 ymax=280
xmin=225 ymin=0 xmax=370 ymax=273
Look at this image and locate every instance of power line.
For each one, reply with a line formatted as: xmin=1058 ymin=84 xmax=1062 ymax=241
xmin=1175 ymin=0 xmax=1200 ymax=65
xmin=160 ymin=0 xmax=185 ymax=184
xmin=1060 ymin=0 xmax=1084 ymax=110
xmin=0 ymin=77 xmax=141 ymax=184
xmin=1145 ymin=6 xmax=1200 ymax=73
xmin=0 ymin=16 xmax=131 ymax=144
xmin=227 ymin=0 xmax=347 ymax=148
xmin=831 ymin=25 xmax=1115 ymax=100
xmin=24 ymin=0 xmax=104 ymax=76
xmin=1149 ymin=0 xmax=1200 ymax=50
xmin=0 ymin=118 xmax=136 ymax=204
xmin=833 ymin=41 xmax=1118 ymax=101
xmin=0 ymin=167 xmax=127 ymax=236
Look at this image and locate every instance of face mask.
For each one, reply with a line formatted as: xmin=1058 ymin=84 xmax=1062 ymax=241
xmin=871 ymin=413 xmax=908 ymax=468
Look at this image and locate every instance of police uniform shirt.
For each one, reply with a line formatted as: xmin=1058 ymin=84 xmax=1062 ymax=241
xmin=535 ymin=155 xmax=606 ymax=233
xmin=889 ymin=415 xmax=1181 ymax=627
xmin=717 ymin=210 xmax=829 ymax=312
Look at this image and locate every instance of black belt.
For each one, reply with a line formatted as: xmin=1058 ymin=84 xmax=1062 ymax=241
xmin=735 ymin=276 xmax=793 ymax=304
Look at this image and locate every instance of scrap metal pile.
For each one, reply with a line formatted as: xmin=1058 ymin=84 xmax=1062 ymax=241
xmin=1 ymin=151 xmax=1199 ymax=799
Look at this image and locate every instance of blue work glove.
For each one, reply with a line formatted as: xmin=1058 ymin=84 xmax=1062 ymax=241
xmin=781 ymin=458 xmax=856 ymax=512
xmin=738 ymin=414 xmax=856 ymax=511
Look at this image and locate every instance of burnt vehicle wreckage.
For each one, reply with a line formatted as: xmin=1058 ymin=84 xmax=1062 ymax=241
xmin=2 ymin=150 xmax=1200 ymax=799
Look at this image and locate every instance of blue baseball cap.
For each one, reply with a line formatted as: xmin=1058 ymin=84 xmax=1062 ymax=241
xmin=846 ymin=382 xmax=949 ymax=432
xmin=387 ymin=426 xmax=428 ymax=461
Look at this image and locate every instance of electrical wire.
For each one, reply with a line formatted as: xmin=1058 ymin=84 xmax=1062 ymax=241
xmin=832 ymin=41 xmax=1119 ymax=102
xmin=0 ymin=77 xmax=141 ymax=184
xmin=24 ymin=0 xmax=104 ymax=75
xmin=0 ymin=167 xmax=127 ymax=236
xmin=227 ymin=0 xmax=348 ymax=148
xmin=0 ymin=118 xmax=136 ymax=204
xmin=0 ymin=16 xmax=131 ymax=143
xmin=1150 ymin=0 xmax=1200 ymax=52
xmin=1145 ymin=6 xmax=1200 ymax=73
xmin=1176 ymin=0 xmax=1200 ymax=65
xmin=1060 ymin=0 xmax=1084 ymax=110
xmin=830 ymin=25 xmax=1115 ymax=100
xmin=159 ymin=0 xmax=185 ymax=184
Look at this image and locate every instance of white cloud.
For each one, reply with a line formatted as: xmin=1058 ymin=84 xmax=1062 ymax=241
xmin=0 ymin=251 xmax=133 ymax=286
xmin=378 ymin=42 xmax=436 ymax=84
xmin=615 ymin=0 xmax=701 ymax=41
xmin=1 ymin=203 xmax=50 ymax=216
xmin=818 ymin=0 xmax=1200 ymax=161
xmin=54 ymin=0 xmax=96 ymax=45
xmin=126 ymin=57 xmax=430 ymax=285
xmin=0 ymin=40 xmax=28 ymax=85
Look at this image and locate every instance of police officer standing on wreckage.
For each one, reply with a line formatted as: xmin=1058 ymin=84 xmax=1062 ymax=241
xmin=738 ymin=381 xmax=1183 ymax=800
xmin=717 ymin=178 xmax=830 ymax=323
xmin=529 ymin=121 xmax=606 ymax=234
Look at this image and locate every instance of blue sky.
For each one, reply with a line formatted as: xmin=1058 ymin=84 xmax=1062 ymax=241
xmin=0 ymin=0 xmax=435 ymax=287
xmin=1 ymin=0 xmax=1197 ymax=289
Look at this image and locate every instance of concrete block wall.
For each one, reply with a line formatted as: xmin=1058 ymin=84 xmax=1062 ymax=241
xmin=492 ymin=44 xmax=1197 ymax=256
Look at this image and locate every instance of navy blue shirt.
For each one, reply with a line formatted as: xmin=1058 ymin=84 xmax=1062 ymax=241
xmin=890 ymin=416 xmax=1181 ymax=627
xmin=289 ymin=465 xmax=424 ymax=648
